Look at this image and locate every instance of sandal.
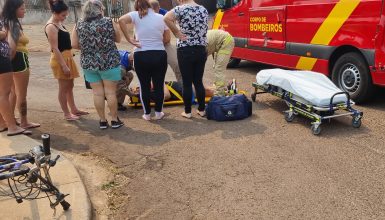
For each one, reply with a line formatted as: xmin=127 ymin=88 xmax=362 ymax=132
xmin=0 ymin=127 xmax=7 ymax=132
xmin=7 ymin=129 xmax=32 ymax=136
xmin=65 ymin=114 xmax=80 ymax=121
xmin=21 ymin=122 xmax=41 ymax=129
xmin=72 ymin=110 xmax=89 ymax=116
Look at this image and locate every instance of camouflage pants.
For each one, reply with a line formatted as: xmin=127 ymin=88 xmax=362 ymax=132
xmin=116 ymin=69 xmax=134 ymax=104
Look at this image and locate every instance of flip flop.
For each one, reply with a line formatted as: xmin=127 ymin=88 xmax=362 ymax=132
xmin=7 ymin=129 xmax=32 ymax=136
xmin=0 ymin=127 xmax=8 ymax=132
xmin=73 ymin=111 xmax=89 ymax=116
xmin=22 ymin=123 xmax=41 ymax=129
xmin=65 ymin=114 xmax=80 ymax=121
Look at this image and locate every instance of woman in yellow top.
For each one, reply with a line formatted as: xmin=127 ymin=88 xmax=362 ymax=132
xmin=45 ymin=0 xmax=88 ymax=120
xmin=2 ymin=0 xmax=40 ymax=129
xmin=0 ymin=14 xmax=31 ymax=136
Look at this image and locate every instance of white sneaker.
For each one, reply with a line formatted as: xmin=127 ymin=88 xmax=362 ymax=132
xmin=196 ymin=110 xmax=206 ymax=117
xmin=154 ymin=112 xmax=165 ymax=120
xmin=181 ymin=112 xmax=192 ymax=119
xmin=142 ymin=114 xmax=151 ymax=121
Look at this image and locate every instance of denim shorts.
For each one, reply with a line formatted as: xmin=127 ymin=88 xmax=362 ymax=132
xmin=83 ymin=67 xmax=121 ymax=83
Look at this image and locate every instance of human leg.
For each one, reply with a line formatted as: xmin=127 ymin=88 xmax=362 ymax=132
xmin=84 ymin=69 xmax=107 ymax=123
xmin=13 ymin=69 xmax=40 ymax=128
xmin=150 ymin=51 xmax=167 ymax=114
xmin=0 ymin=72 xmax=25 ymax=134
xmin=57 ymin=79 xmax=79 ymax=120
xmin=134 ymin=51 xmax=153 ymax=116
xmin=192 ymin=47 xmax=207 ymax=112
xmin=90 ymin=81 xmax=106 ymax=121
xmin=63 ymin=79 xmax=88 ymax=116
xmin=177 ymin=47 xmax=195 ymax=114
xmin=100 ymin=67 xmax=123 ymax=128
xmin=9 ymin=82 xmax=16 ymax=116
xmin=103 ymin=80 xmax=118 ymax=121
xmin=214 ymin=40 xmax=234 ymax=96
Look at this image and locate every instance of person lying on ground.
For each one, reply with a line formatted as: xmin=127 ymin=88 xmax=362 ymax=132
xmin=130 ymin=81 xmax=214 ymax=102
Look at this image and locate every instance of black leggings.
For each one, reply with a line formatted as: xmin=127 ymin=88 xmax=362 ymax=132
xmin=177 ymin=46 xmax=207 ymax=113
xmin=134 ymin=50 xmax=167 ymax=114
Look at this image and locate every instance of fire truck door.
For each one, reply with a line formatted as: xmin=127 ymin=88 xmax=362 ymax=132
xmin=248 ymin=7 xmax=286 ymax=50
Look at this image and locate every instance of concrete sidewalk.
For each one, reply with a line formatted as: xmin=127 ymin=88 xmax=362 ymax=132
xmin=0 ymin=133 xmax=91 ymax=220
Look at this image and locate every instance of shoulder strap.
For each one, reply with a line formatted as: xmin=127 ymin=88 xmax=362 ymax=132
xmin=44 ymin=23 xmax=60 ymax=37
xmin=44 ymin=23 xmax=59 ymax=30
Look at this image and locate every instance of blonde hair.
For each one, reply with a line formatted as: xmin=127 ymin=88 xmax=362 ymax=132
xmin=81 ymin=0 xmax=104 ymax=21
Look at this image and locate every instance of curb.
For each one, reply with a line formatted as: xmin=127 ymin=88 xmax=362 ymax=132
xmin=0 ymin=133 xmax=92 ymax=220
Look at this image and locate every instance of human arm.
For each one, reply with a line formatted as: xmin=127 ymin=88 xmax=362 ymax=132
xmin=0 ymin=29 xmax=6 ymax=40
xmin=163 ymin=29 xmax=171 ymax=44
xmin=112 ymin=21 xmax=121 ymax=43
xmin=7 ymin=33 xmax=17 ymax=59
xmin=70 ymin=25 xmax=80 ymax=50
xmin=164 ymin=10 xmax=186 ymax=41
xmin=118 ymin=14 xmax=141 ymax=47
xmin=46 ymin=24 xmax=70 ymax=74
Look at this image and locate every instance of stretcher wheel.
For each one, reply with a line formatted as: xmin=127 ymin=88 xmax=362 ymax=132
xmin=311 ymin=124 xmax=321 ymax=135
xmin=284 ymin=112 xmax=295 ymax=122
xmin=352 ymin=117 xmax=362 ymax=128
xmin=251 ymin=92 xmax=257 ymax=102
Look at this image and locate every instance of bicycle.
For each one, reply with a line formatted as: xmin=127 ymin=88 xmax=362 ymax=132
xmin=0 ymin=134 xmax=70 ymax=214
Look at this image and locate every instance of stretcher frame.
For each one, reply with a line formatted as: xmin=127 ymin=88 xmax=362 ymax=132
xmin=128 ymin=83 xmax=246 ymax=107
xmin=128 ymin=84 xmax=212 ymax=107
xmin=251 ymin=82 xmax=363 ymax=135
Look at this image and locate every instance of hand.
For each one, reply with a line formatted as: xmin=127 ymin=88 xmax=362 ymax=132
xmin=176 ymin=32 xmax=187 ymax=41
xmin=128 ymin=52 xmax=134 ymax=62
xmin=130 ymin=39 xmax=141 ymax=48
xmin=61 ymin=65 xmax=70 ymax=75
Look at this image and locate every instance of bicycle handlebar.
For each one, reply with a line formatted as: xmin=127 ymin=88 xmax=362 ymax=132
xmin=41 ymin=134 xmax=51 ymax=156
xmin=0 ymin=166 xmax=30 ymax=180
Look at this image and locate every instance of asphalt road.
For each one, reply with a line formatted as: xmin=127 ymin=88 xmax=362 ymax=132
xmin=26 ymin=51 xmax=385 ymax=219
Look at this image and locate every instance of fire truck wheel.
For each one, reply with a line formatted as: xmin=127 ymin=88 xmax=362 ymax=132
xmin=227 ymin=58 xmax=241 ymax=68
xmin=332 ymin=52 xmax=374 ymax=103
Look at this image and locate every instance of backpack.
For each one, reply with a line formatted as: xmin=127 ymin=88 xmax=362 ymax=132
xmin=206 ymin=94 xmax=252 ymax=121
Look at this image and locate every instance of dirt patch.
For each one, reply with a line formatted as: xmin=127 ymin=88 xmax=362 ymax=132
xmin=62 ymin=151 xmax=130 ymax=219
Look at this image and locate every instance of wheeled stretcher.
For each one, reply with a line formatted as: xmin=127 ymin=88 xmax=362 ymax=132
xmin=251 ymin=69 xmax=363 ymax=135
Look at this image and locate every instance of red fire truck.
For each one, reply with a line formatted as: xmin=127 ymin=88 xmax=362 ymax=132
xmin=214 ymin=0 xmax=385 ymax=102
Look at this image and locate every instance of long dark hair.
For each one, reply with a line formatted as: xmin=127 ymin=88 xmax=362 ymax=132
xmin=1 ymin=0 xmax=24 ymax=42
xmin=48 ymin=0 xmax=68 ymax=14
xmin=135 ymin=0 xmax=151 ymax=18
